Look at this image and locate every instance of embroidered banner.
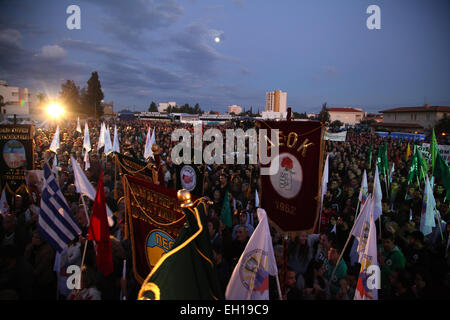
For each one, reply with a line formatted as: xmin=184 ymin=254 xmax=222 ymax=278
xmin=0 ymin=124 xmax=35 ymax=195
xmin=258 ymin=120 xmax=326 ymax=234
xmin=124 ymin=174 xmax=188 ymax=283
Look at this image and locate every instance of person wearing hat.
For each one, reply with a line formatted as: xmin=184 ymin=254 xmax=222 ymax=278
xmin=231 ymin=209 xmax=254 ymax=240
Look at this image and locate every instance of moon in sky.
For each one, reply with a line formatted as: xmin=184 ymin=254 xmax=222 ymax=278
xmin=214 ymin=37 xmax=221 ymax=43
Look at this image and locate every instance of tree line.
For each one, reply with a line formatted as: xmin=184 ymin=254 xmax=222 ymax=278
xmin=58 ymin=71 xmax=105 ymax=118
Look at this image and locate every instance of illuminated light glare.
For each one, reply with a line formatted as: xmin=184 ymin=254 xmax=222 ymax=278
xmin=46 ymin=103 xmax=65 ymax=118
xmin=214 ymin=37 xmax=220 ymax=43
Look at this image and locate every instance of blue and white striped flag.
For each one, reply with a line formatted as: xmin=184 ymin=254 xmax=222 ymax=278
xmin=38 ymin=163 xmax=81 ymax=253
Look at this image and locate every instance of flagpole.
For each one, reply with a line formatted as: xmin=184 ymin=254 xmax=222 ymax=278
xmin=327 ymin=211 xmax=360 ymax=293
xmin=79 ymin=194 xmax=92 ymax=272
xmin=275 ymin=273 xmax=283 ymax=300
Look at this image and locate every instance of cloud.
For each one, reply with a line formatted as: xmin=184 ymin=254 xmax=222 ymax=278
xmin=323 ymin=65 xmax=338 ymax=75
xmin=86 ymin=0 xmax=184 ymax=48
xmin=171 ymin=23 xmax=226 ymax=76
xmin=59 ymin=38 xmax=129 ymax=60
xmin=38 ymin=45 xmax=67 ymax=60
xmin=0 ymin=29 xmax=22 ymax=47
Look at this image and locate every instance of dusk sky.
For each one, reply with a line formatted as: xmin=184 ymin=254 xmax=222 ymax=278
xmin=0 ymin=0 xmax=449 ymax=114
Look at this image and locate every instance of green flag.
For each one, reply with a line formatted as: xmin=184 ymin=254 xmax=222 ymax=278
xmin=138 ymin=202 xmax=223 ymax=300
xmin=367 ymin=143 xmax=373 ymax=169
xmin=434 ymin=151 xmax=450 ymax=201
xmin=383 ymin=142 xmax=389 ymax=173
xmin=220 ymin=190 xmax=232 ymax=228
xmin=407 ymin=146 xmax=419 ymax=185
xmin=431 ymin=128 xmax=438 ymax=175
xmin=415 ymin=144 xmax=428 ymax=182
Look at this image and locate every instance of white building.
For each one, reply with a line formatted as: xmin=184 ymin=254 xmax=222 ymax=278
xmin=158 ymin=101 xmax=176 ymax=113
xmin=0 ymin=81 xmax=41 ymax=118
xmin=327 ymin=107 xmax=366 ymax=125
xmin=228 ymin=105 xmax=242 ymax=114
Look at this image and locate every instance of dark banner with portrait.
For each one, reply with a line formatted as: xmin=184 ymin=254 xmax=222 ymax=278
xmin=258 ymin=120 xmax=326 ymax=234
xmin=123 ymin=174 xmax=188 ymax=283
xmin=175 ymin=163 xmax=204 ymax=198
xmin=0 ymin=124 xmax=35 ymax=195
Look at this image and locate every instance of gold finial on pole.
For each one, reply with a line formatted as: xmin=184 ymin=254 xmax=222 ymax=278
xmin=177 ymin=189 xmax=193 ymax=208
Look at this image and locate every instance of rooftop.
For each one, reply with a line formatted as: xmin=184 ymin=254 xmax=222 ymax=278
xmin=327 ymin=107 xmax=364 ymax=112
xmin=380 ymin=106 xmax=450 ymax=113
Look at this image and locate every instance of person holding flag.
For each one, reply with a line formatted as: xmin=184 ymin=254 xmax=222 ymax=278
xmin=226 ymin=208 xmax=281 ymax=300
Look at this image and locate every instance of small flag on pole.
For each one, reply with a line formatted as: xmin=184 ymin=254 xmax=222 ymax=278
xmin=49 ymin=125 xmax=60 ymax=153
xmin=83 ymin=122 xmax=91 ymax=152
xmin=0 ymin=188 xmax=10 ymax=216
xmin=112 ymin=125 xmax=120 ymax=153
xmin=76 ymin=117 xmax=82 ymax=133
xmin=87 ymin=171 xmax=114 ymax=276
xmin=71 ymin=156 xmax=114 ymax=226
xmin=358 ymin=169 xmax=369 ymax=206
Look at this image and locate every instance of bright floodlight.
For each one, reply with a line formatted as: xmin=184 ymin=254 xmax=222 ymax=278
xmin=46 ymin=103 xmax=65 ymax=118
xmin=214 ymin=37 xmax=220 ymax=43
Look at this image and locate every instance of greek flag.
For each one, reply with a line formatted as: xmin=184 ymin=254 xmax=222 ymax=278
xmin=38 ymin=163 xmax=81 ymax=253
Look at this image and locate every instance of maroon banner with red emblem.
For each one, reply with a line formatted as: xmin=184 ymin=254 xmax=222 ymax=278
xmin=123 ymin=175 xmax=187 ymax=283
xmin=258 ymin=120 xmax=326 ymax=234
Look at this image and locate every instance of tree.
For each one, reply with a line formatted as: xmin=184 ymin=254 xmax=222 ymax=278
xmin=59 ymin=80 xmax=81 ymax=114
xmin=330 ymin=120 xmax=344 ymax=128
xmin=435 ymin=114 xmax=450 ymax=136
xmin=293 ymin=112 xmax=308 ymax=119
xmin=317 ymin=102 xmax=330 ymax=123
xmin=85 ymin=71 xmax=104 ymax=118
xmin=148 ymin=101 xmax=158 ymax=112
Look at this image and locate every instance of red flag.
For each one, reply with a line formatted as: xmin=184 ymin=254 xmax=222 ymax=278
xmin=87 ymin=170 xmax=114 ymax=276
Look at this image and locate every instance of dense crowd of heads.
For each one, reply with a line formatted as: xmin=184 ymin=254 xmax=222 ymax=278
xmin=0 ymin=118 xmax=449 ymax=300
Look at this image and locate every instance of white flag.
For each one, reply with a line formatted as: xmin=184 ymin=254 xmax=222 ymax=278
xmin=104 ymin=125 xmax=113 ymax=155
xmin=97 ymin=122 xmax=106 ymax=151
xmin=225 ymin=208 xmax=278 ymax=300
xmin=389 ymin=163 xmax=395 ymax=183
xmin=71 ymin=156 xmax=114 ymax=227
xmin=358 ymin=169 xmax=369 ymax=205
xmin=351 ymin=196 xmax=374 ymax=264
xmin=143 ymin=126 xmax=152 ymax=159
xmin=420 ymin=176 xmax=436 ymax=236
xmin=354 ymin=210 xmax=378 ymax=300
xmin=83 ymin=122 xmax=91 ymax=152
xmin=112 ymin=125 xmax=120 ymax=153
xmin=76 ymin=117 xmax=82 ymax=133
xmin=0 ymin=188 xmax=10 ymax=216
xmin=49 ymin=125 xmax=60 ymax=153
xmin=255 ymin=189 xmax=260 ymax=208
xmin=373 ymin=166 xmax=383 ymax=221
xmin=84 ymin=151 xmax=90 ymax=170
xmin=320 ymin=154 xmax=329 ymax=209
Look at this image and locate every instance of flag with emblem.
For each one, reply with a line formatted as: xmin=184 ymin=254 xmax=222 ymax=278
xmin=225 ymin=208 xmax=278 ymax=300
xmin=354 ymin=210 xmax=378 ymax=300
xmin=0 ymin=187 xmax=10 ymax=216
xmin=358 ymin=169 xmax=369 ymax=206
xmin=351 ymin=196 xmax=374 ymax=264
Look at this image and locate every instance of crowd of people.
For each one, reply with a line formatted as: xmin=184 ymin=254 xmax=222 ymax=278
xmin=0 ymin=118 xmax=449 ymax=300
